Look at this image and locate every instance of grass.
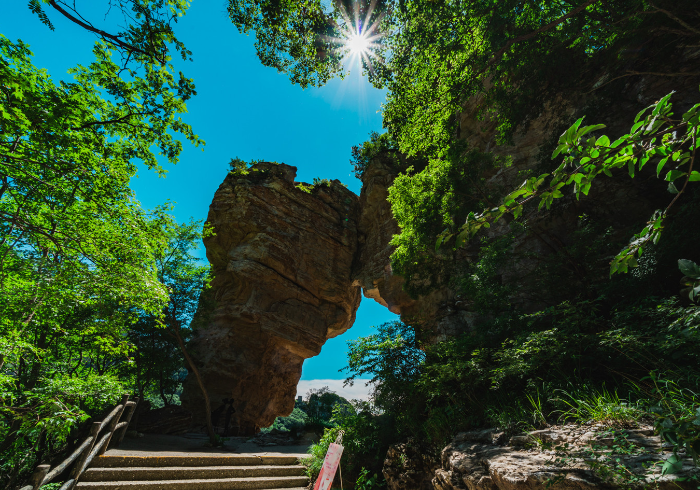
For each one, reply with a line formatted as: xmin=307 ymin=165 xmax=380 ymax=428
xmin=554 ymin=385 xmax=645 ymax=425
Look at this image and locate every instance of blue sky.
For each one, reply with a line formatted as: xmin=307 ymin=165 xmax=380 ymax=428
xmin=3 ymin=2 xmax=398 ymax=385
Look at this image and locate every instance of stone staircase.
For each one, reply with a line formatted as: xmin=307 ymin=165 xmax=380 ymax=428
xmin=76 ymin=454 xmax=308 ymax=490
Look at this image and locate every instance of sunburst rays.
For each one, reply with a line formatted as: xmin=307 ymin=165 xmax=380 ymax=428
xmin=323 ymin=0 xmax=386 ymax=77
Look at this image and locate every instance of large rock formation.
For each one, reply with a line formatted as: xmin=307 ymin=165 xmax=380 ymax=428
xmin=181 ymin=163 xmax=361 ymax=435
xmin=181 ymin=72 xmax=700 ymax=433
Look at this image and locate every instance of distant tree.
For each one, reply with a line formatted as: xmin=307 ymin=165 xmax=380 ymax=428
xmin=303 ymin=387 xmax=352 ymax=426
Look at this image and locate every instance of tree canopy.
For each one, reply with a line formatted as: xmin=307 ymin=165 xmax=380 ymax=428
xmin=1 ymin=2 xmax=209 ymax=484
xmin=228 ymin=0 xmax=699 ymax=156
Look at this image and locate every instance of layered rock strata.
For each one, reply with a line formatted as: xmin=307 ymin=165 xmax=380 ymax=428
xmin=352 ymin=160 xmax=460 ymax=343
xmin=181 ymin=163 xmax=361 ymax=435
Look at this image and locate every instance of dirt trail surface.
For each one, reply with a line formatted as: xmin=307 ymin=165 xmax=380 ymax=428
xmin=106 ymin=433 xmax=311 ymax=459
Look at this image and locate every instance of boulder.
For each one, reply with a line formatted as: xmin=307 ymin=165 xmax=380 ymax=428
xmin=383 ymin=425 xmax=700 ymax=490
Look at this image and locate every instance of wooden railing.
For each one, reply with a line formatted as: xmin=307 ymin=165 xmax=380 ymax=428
xmin=20 ymin=394 xmax=139 ymax=490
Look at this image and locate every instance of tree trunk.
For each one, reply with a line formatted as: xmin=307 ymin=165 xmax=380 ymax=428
xmin=171 ymin=328 xmax=217 ymax=445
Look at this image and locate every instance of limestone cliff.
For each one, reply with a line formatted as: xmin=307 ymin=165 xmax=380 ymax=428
xmin=181 ymin=163 xmax=361 ymax=434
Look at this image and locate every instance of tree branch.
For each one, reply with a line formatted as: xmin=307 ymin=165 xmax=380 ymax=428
xmin=48 ymin=0 xmax=165 ymax=63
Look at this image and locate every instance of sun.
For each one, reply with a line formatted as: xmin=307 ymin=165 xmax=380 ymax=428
xmin=321 ymin=1 xmax=385 ymax=76
xmin=346 ymin=31 xmax=371 ymax=56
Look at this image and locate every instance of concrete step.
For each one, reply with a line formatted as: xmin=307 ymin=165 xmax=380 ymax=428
xmin=81 ymin=466 xmax=306 ymax=482
xmin=76 ymin=476 xmax=308 ymax=490
xmin=92 ymin=455 xmax=303 ymax=468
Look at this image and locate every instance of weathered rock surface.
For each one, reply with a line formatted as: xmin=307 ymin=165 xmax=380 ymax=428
xmin=352 ymin=159 xmax=459 ymax=343
xmin=352 ymin=159 xmax=412 ymax=315
xmin=181 ymin=163 xmax=361 ymax=434
xmin=384 ymin=426 xmax=698 ymax=490
xmin=383 ymin=439 xmax=441 ymax=490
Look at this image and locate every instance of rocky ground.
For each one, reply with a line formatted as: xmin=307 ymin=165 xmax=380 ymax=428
xmin=384 ymin=424 xmax=699 ymax=490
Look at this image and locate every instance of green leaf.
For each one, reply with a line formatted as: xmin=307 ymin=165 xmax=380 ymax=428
xmin=665 ymin=170 xmax=686 ymax=181
xmin=577 ymin=124 xmax=606 ymax=139
xmin=663 ymin=431 xmax=679 ymax=445
xmin=657 ymin=157 xmax=669 ymax=177
xmin=668 ymin=182 xmax=679 ymax=194
xmin=610 ymin=138 xmax=626 ymax=148
xmin=634 ymin=105 xmax=652 ymax=123
xmin=513 ymin=204 xmax=523 ymax=219
xmin=562 ymin=118 xmax=584 ymax=144
xmin=679 ymin=259 xmax=700 ymax=279
xmin=631 ymin=121 xmax=644 ymax=132
xmin=661 ymin=454 xmax=683 ymax=475
xmin=595 ymin=135 xmax=610 ymax=147
xmin=435 ymin=235 xmax=445 ymax=252
xmin=552 ymin=143 xmax=568 ymax=159
xmin=682 ymin=103 xmax=700 ymax=122
xmin=688 ymin=171 xmax=700 ymax=182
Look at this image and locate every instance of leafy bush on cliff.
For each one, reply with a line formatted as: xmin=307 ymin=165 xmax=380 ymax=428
xmin=351 ymin=131 xmax=400 ymax=179
xmin=388 ymin=147 xmax=501 ymax=296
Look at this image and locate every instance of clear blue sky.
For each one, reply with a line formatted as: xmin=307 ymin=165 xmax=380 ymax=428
xmin=2 ymin=2 xmax=398 ymax=381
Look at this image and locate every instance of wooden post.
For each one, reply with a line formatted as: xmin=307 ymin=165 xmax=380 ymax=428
xmin=112 ymin=396 xmax=139 ymax=447
xmin=29 ymin=465 xmax=50 ymax=490
xmin=97 ymin=394 xmax=129 ymax=456
xmin=65 ymin=421 xmax=101 ymax=489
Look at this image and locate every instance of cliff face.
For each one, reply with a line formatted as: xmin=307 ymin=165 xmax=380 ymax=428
xmin=181 ymin=163 xmax=361 ymax=434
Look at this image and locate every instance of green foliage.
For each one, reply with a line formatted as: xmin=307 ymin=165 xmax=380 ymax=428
xmin=355 ymin=467 xmax=386 ymax=490
xmin=351 ymin=131 xmax=399 ymax=179
xmin=302 ymin=386 xmax=352 ymax=429
xmin=555 ymin=386 xmax=645 ymax=425
xmin=443 ymin=92 xmax=700 ymax=276
xmin=296 ymin=178 xmax=348 ymax=193
xmin=680 ymin=259 xmax=700 ymax=303
xmin=304 ymin=402 xmax=393 ymax=487
xmin=229 ymin=0 xmax=699 ymax=161
xmin=342 ymin=295 xmax=700 ymax=453
xmin=130 ymin=219 xmax=211 ymax=406
xmin=345 ymin=322 xmax=424 ymax=413
xmin=27 ymin=0 xmax=55 ymax=31
xmin=229 ymin=156 xmax=252 ymax=175
xmin=0 ymin=2 xmax=207 ymax=485
xmin=303 ymin=426 xmax=342 ymax=482
xmin=0 ymin=34 xmax=205 ymax=485
xmin=227 ymin=0 xmax=388 ymax=88
xmin=388 ymin=148 xmax=498 ymax=296
xmin=260 ymin=407 xmax=309 ymax=434
xmin=644 ymin=373 xmax=700 ymax=468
